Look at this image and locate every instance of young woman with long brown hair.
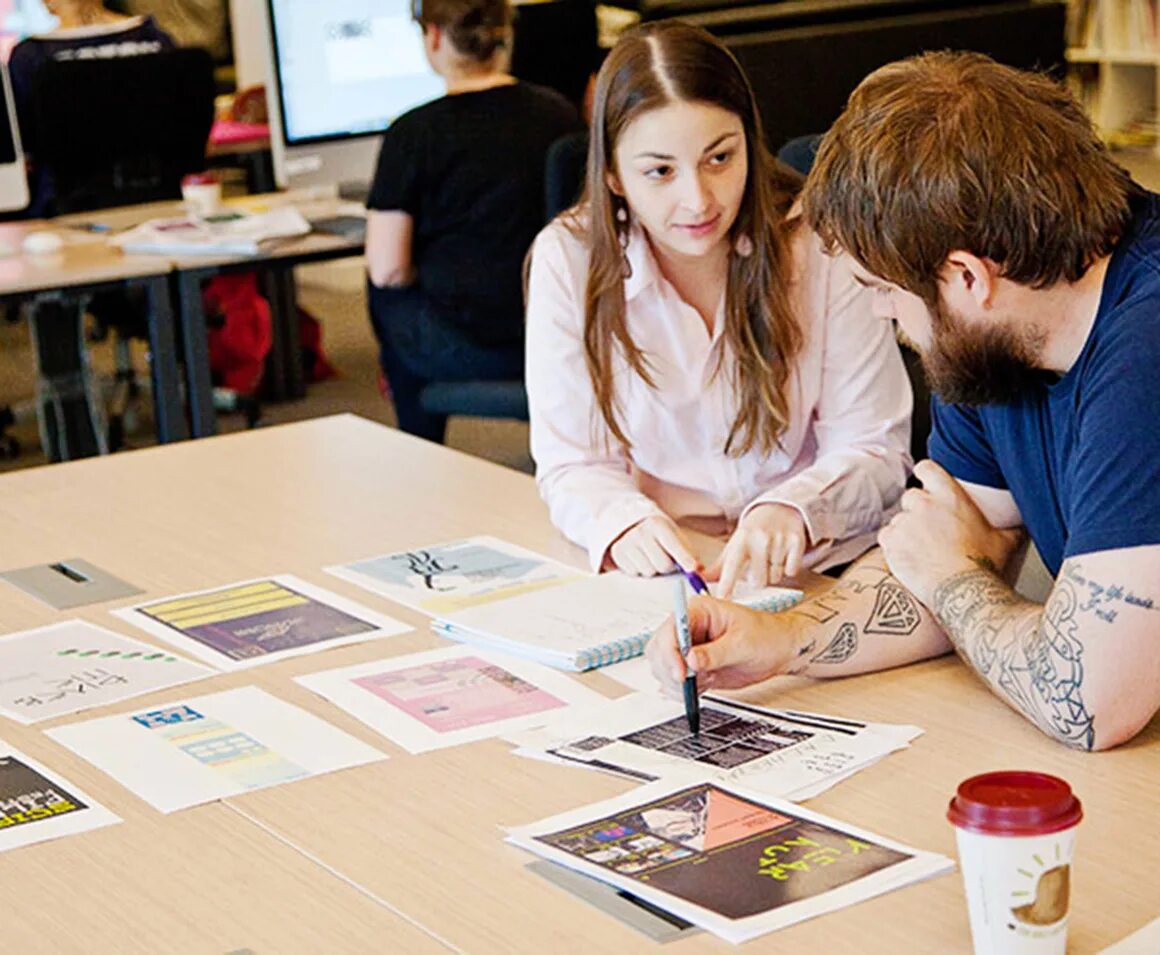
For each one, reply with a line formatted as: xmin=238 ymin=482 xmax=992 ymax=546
xmin=525 ymin=21 xmax=912 ymax=596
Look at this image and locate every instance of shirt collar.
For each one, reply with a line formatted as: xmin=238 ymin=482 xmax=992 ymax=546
xmin=623 ymin=222 xmax=661 ymax=302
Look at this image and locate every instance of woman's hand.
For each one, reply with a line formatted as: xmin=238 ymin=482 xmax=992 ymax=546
xmin=707 ymin=503 xmax=809 ymax=598
xmin=608 ymin=516 xmax=700 ymax=577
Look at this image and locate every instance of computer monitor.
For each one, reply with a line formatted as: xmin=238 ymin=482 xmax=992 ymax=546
xmin=262 ymin=0 xmax=444 ymax=194
xmin=0 ymin=0 xmax=55 ymax=61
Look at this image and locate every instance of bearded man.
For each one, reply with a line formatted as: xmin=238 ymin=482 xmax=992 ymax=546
xmin=647 ymin=51 xmax=1160 ymax=751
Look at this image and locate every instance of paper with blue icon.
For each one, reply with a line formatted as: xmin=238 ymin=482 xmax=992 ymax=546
xmin=46 ymin=687 xmax=385 ymax=813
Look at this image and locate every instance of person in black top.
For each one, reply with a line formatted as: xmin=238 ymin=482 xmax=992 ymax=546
xmin=366 ymin=0 xmax=581 ymax=443
xmin=9 ymin=0 xmax=175 ymax=216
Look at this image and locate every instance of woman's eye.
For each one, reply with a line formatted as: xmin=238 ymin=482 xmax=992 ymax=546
xmin=708 ymin=150 xmax=733 ymax=166
xmin=643 ymin=165 xmax=672 ymax=180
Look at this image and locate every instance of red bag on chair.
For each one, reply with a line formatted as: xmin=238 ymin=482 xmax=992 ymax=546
xmin=204 ymin=273 xmax=272 ymax=395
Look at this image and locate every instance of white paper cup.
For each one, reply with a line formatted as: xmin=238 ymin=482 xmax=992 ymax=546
xmin=948 ymin=772 xmax=1082 ymax=955
xmin=182 ymin=180 xmax=221 ymax=217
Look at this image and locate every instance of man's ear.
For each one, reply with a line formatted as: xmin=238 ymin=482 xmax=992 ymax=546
xmin=941 ymin=250 xmax=1000 ymax=310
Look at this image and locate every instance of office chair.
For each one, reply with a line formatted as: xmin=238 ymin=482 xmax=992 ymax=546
xmin=27 ymin=49 xmax=258 ymax=455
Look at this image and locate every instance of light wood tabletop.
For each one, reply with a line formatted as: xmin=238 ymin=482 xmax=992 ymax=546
xmin=0 ymin=221 xmax=170 ymax=295
xmin=0 ymin=415 xmax=1155 ymax=953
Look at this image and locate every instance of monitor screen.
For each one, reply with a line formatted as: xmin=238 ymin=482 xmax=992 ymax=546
xmin=266 ymin=0 xmax=443 ymax=147
xmin=0 ymin=0 xmax=55 ymax=61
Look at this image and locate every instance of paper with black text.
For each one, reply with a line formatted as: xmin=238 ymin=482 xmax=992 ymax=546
xmin=509 ymin=693 xmax=919 ymax=801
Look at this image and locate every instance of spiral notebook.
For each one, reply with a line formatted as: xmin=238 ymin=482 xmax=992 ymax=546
xmin=326 ymin=536 xmax=802 ymax=672
xmin=433 ymin=576 xmax=802 ymax=671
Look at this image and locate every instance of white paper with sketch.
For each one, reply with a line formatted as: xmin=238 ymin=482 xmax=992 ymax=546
xmin=112 ymin=575 xmax=411 ymax=671
xmin=325 ymin=535 xmax=586 ymax=615
xmin=327 ymin=536 xmax=801 ymax=671
xmin=296 ymin=645 xmax=608 ymax=754
xmin=509 ymin=693 xmax=920 ymax=801
xmin=46 ymin=687 xmax=386 ymax=813
xmin=0 ymin=744 xmax=121 ymax=852
xmin=0 ymin=620 xmax=214 ymax=724
xmin=507 ymin=778 xmax=953 ymax=944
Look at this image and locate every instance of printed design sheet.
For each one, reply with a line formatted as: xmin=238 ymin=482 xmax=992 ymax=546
xmin=0 ymin=745 xmax=120 ymax=852
xmin=510 ymin=694 xmax=921 ymax=801
xmin=113 ymin=575 xmax=411 ymax=670
xmin=296 ymin=645 xmax=608 ymax=753
xmin=508 ymin=780 xmax=952 ymax=943
xmin=325 ymin=536 xmax=585 ymax=616
xmin=46 ymin=687 xmax=386 ymax=813
xmin=0 ymin=620 xmax=214 ymax=724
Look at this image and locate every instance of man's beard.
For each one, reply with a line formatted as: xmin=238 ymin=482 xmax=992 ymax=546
xmin=921 ymin=300 xmax=1048 ymax=406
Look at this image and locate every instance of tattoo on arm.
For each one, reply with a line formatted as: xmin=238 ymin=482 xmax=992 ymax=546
xmin=810 ymin=622 xmax=858 ymax=664
xmin=864 ymin=583 xmax=922 ymax=635
xmin=787 ymin=555 xmax=930 ymax=667
xmin=932 ymin=569 xmax=1095 ymax=751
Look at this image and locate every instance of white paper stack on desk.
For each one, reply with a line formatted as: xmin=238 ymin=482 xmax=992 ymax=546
xmin=112 ymin=206 xmax=311 ymax=256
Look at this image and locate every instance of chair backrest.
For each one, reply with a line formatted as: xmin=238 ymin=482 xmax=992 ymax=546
xmin=544 ymin=129 xmax=588 ymax=224
xmin=30 ymin=48 xmax=215 ymax=214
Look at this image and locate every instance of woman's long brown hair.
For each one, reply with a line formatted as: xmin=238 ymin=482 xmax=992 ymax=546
xmin=567 ymin=21 xmax=803 ymax=456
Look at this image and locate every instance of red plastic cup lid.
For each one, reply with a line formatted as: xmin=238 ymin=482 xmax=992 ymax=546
xmin=948 ymin=771 xmax=1082 ymax=836
xmin=182 ymin=172 xmax=217 ymax=186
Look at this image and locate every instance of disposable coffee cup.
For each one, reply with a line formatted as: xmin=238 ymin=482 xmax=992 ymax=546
xmin=948 ymin=772 xmax=1082 ymax=955
xmin=181 ymin=173 xmax=221 ymax=217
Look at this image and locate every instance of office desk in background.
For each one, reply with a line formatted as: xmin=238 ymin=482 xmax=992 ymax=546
xmin=46 ymin=192 xmax=365 ymax=441
xmin=0 ymin=414 xmax=1155 ymax=952
xmin=0 ymin=223 xmax=187 ymax=444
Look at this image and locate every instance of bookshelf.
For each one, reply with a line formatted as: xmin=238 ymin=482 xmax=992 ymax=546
xmin=1067 ymin=0 xmax=1160 ymax=154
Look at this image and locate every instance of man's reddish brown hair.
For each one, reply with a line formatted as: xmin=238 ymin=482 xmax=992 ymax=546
xmin=803 ymin=52 xmax=1135 ymax=305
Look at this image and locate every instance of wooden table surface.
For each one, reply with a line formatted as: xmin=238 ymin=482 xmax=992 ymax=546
xmin=0 ymin=415 xmax=1154 ymax=953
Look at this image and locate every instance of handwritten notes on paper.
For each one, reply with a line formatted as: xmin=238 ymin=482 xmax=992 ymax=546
xmin=0 ymin=620 xmax=214 ymax=724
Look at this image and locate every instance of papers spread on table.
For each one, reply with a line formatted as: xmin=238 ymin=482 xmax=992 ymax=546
xmin=295 ymin=645 xmax=608 ymax=754
xmin=0 ymin=620 xmax=214 ymax=724
xmin=327 ymin=536 xmax=802 ymax=671
xmin=509 ymin=694 xmax=920 ymax=802
xmin=46 ymin=687 xmax=385 ymax=814
xmin=0 ymin=744 xmax=121 ymax=852
xmin=507 ymin=779 xmax=953 ymax=944
xmin=112 ymin=575 xmax=411 ymax=671
xmin=111 ymin=206 xmax=311 ymax=256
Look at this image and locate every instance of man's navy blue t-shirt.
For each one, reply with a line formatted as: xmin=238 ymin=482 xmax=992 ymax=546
xmin=929 ymin=189 xmax=1160 ymax=577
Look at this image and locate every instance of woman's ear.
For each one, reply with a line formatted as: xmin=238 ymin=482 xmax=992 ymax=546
xmin=605 ymin=171 xmax=624 ymax=198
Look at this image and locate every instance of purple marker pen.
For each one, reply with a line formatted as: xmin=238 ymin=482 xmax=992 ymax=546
xmin=676 ymin=563 xmax=709 ymax=595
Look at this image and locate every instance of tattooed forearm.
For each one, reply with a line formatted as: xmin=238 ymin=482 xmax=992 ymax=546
xmin=932 ymin=569 xmax=1095 ymax=750
xmin=784 ymin=550 xmax=936 ymax=668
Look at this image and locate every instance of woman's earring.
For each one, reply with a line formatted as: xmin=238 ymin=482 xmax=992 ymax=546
xmin=734 ymin=234 xmax=754 ymax=258
xmin=617 ymin=204 xmax=632 ymax=279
